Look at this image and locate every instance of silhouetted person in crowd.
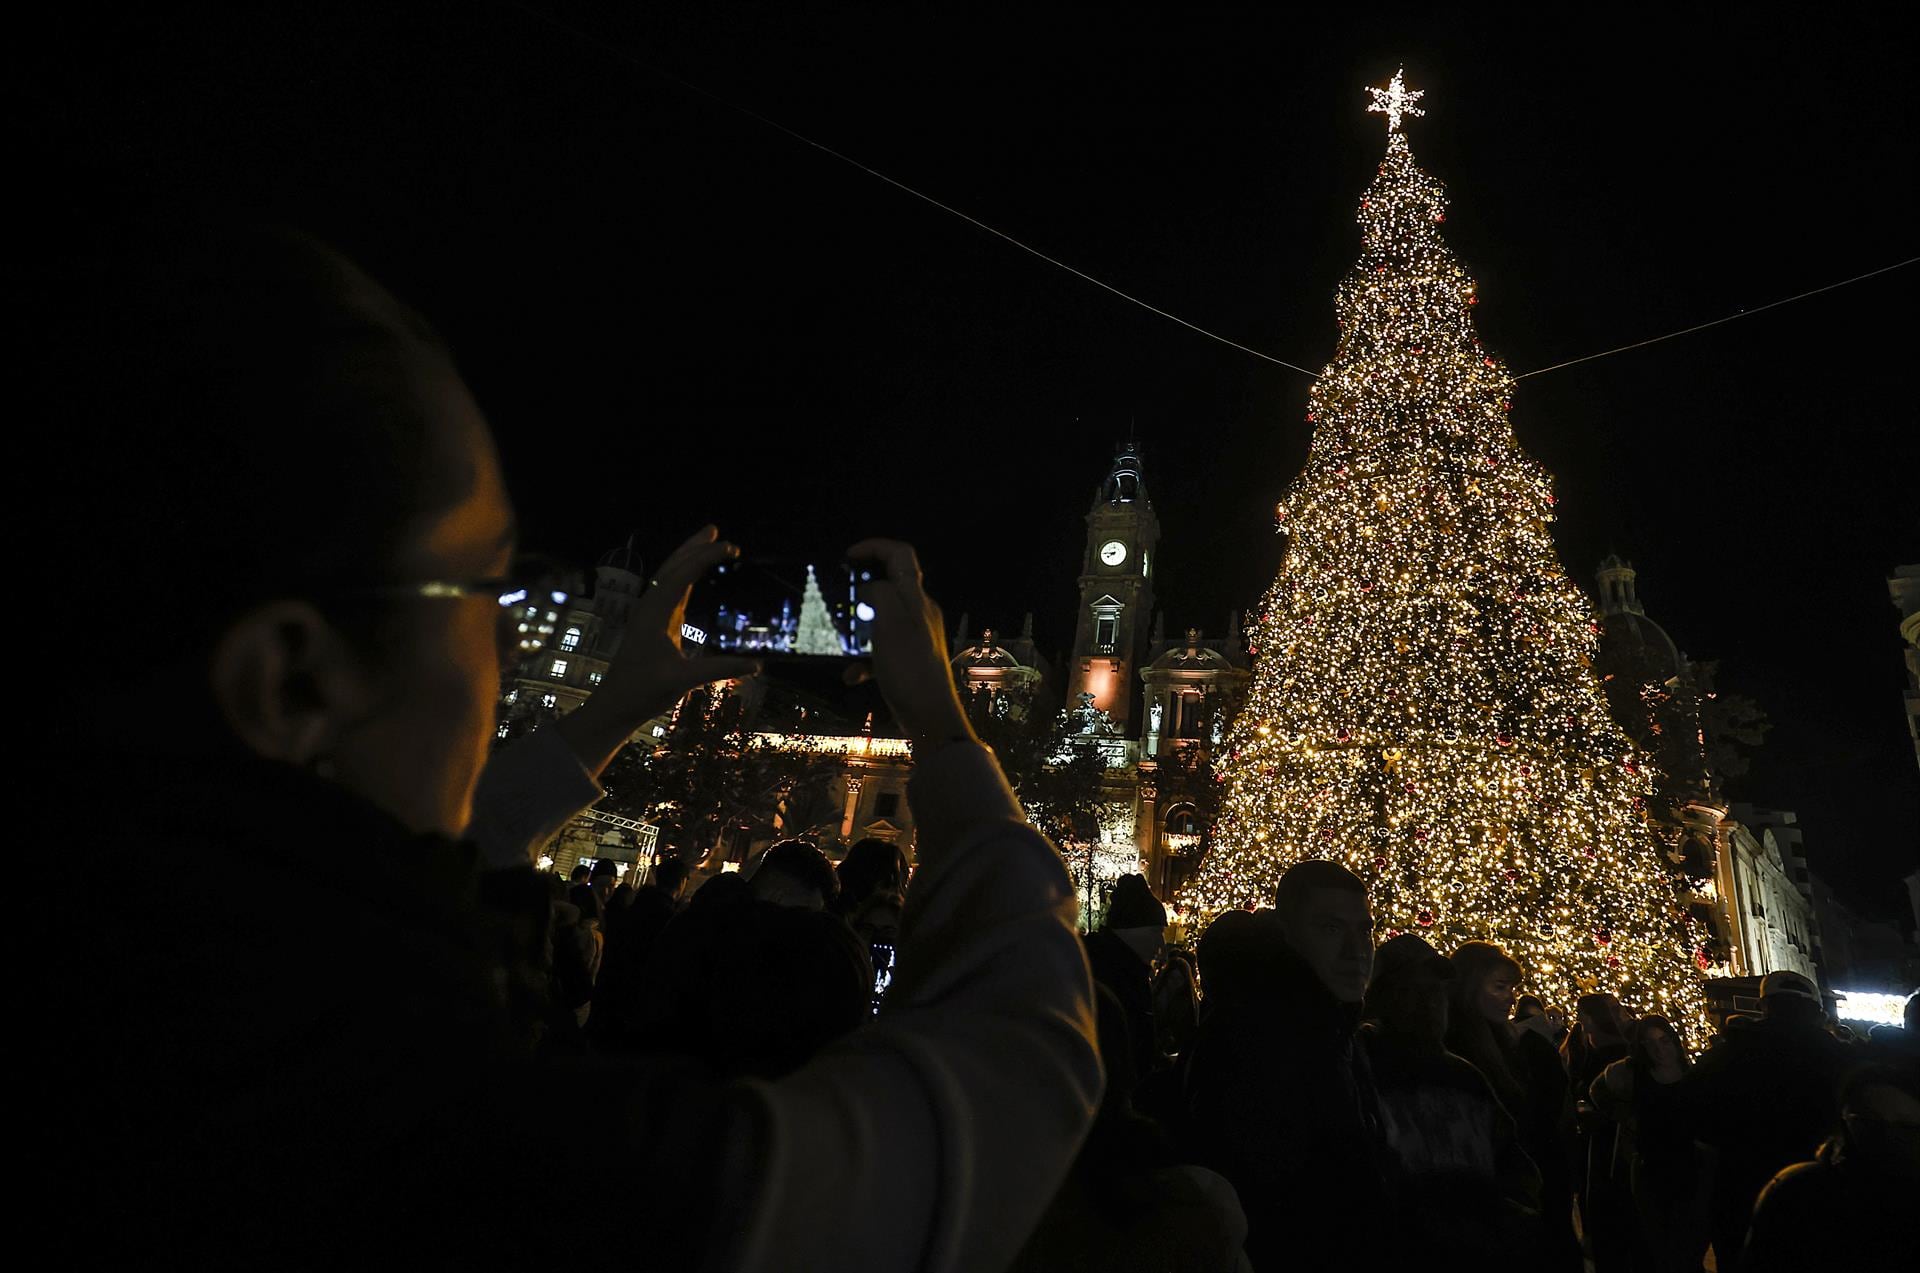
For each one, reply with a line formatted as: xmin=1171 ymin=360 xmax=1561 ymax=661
xmin=1688 ymin=970 xmax=1849 ymax=1270
xmin=650 ymin=856 xmax=693 ymax=902
xmin=1512 ymin=993 xmax=1566 ymax=1049
xmin=1153 ymin=947 xmax=1202 ymax=1062
xmin=833 ymin=837 xmax=908 ymax=919
xmin=1182 ymin=861 xmax=1386 ymax=1272
xmin=42 ymin=213 xmax=1099 ymax=1269
xmin=1589 ymin=1016 xmax=1709 ymax=1273
xmin=1011 ymin=984 xmax=1251 ymax=1273
xmin=1085 ymin=873 xmax=1169 ymax=1093
xmin=1565 ymin=991 xmax=1634 ymax=1258
xmin=1447 ymin=943 xmax=1581 ymax=1272
xmin=590 ymin=858 xmax=693 ymax=1051
xmin=750 ymin=838 xmax=839 ymax=911
xmin=588 ymin=856 xmax=620 ymax=909
xmin=1362 ymin=935 xmax=1540 ymax=1271
xmin=1739 ymin=1064 xmax=1920 ymax=1273
xmin=833 ymin=837 xmax=908 ymax=1009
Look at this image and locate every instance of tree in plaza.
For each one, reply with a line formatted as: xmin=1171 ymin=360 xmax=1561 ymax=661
xmin=976 ymin=690 xmax=1125 ymax=925
xmin=597 ymin=684 xmax=842 ymax=863
xmin=793 ymin=564 xmax=844 ymax=655
xmin=1178 ymin=71 xmax=1707 ymax=1028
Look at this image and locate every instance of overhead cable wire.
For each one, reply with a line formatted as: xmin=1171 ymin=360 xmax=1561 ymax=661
xmin=1512 ymin=256 xmax=1920 ymax=379
xmin=504 ymin=3 xmax=1915 ymax=388
xmin=501 ymin=0 xmax=1321 ymax=377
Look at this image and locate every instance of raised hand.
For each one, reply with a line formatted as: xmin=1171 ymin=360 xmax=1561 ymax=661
xmin=556 ymin=525 xmax=761 ymax=778
xmin=846 ymin=538 xmax=974 ymax=752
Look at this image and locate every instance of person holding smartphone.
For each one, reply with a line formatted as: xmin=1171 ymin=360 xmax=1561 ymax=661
xmin=40 ymin=215 xmax=1100 ymax=1271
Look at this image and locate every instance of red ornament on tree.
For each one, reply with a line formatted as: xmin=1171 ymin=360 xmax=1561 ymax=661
xmin=1416 ymin=910 xmax=1435 ymax=927
xmin=1594 ymin=927 xmax=1612 ymax=946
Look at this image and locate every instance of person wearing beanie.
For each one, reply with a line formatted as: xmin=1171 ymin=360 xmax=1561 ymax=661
xmin=1084 ymin=874 xmax=1169 ymax=1099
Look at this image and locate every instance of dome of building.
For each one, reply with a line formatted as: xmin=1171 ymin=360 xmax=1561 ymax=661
xmin=1594 ymin=555 xmax=1683 ymax=682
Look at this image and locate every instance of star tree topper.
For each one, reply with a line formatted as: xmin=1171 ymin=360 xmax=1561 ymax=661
xmin=1366 ymin=68 xmax=1425 ymax=132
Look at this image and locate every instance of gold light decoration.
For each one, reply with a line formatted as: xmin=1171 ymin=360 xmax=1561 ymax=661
xmin=1180 ymin=73 xmax=1708 ymax=1035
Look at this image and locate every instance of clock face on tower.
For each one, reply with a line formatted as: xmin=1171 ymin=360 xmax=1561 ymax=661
xmin=1099 ymin=540 xmax=1128 ymax=566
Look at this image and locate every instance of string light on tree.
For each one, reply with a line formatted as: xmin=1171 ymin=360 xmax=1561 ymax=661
xmin=1365 ymin=67 xmax=1425 ymax=132
xmin=1179 ymin=72 xmax=1708 ymax=1035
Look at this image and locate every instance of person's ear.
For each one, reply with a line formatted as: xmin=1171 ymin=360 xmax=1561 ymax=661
xmin=208 ymin=601 xmax=374 ymax=766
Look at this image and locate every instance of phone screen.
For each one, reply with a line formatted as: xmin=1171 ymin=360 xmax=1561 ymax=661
xmin=688 ymin=557 xmax=876 ymax=658
xmin=870 ymin=940 xmax=896 ymax=1014
xmin=685 ymin=556 xmax=897 ymax=735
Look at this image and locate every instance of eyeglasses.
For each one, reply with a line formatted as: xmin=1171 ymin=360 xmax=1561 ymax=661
xmin=327 ymin=554 xmax=580 ymax=660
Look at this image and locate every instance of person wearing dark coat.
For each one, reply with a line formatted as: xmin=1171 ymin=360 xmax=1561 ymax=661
xmin=39 ymin=216 xmax=1100 ymax=1272
xmin=1011 ymin=984 xmax=1252 ymax=1273
xmin=1084 ymin=873 xmax=1169 ymax=1094
xmin=1739 ymin=1064 xmax=1919 ymax=1273
xmin=1687 ymin=970 xmax=1852 ymax=1271
xmin=1180 ymin=861 xmax=1388 ymax=1273
xmin=1447 ymin=943 xmax=1581 ymax=1273
xmin=1363 ymin=935 xmax=1542 ymax=1272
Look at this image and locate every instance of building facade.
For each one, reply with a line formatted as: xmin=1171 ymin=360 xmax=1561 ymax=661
xmin=1592 ymin=557 xmax=1824 ymax=987
xmin=1892 ymin=564 xmax=1919 ymax=775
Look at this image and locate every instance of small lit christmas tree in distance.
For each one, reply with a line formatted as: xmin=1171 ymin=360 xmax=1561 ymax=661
xmin=793 ymin=564 xmax=844 ymax=655
xmin=1179 ymin=70 xmax=1707 ymax=1031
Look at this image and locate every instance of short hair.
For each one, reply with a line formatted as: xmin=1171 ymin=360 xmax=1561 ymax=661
xmin=588 ymin=858 xmax=620 ymax=881
xmin=1195 ymin=909 xmax=1269 ymax=1005
xmin=569 ymin=863 xmax=593 ymax=883
xmin=836 ymin=838 xmax=907 ymax=905
xmin=1272 ymin=859 xmax=1367 ymax=924
xmin=755 ymin=840 xmax=839 ymax=904
xmin=1450 ymin=940 xmax=1523 ymax=990
xmin=653 ymin=858 xmax=691 ymax=892
xmin=25 ymin=211 xmax=467 ymax=687
xmin=1514 ymin=994 xmax=1547 ymax=1018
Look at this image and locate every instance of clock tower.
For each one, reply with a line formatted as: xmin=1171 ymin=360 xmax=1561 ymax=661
xmin=1067 ymin=443 xmax=1160 ymax=731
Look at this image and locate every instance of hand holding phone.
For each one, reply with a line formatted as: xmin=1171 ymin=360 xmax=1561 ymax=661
xmin=845 ymin=539 xmax=974 ymax=750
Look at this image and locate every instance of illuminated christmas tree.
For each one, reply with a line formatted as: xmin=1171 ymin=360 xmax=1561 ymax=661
xmin=794 ymin=564 xmax=843 ymax=654
xmin=1180 ymin=72 xmax=1707 ymax=1029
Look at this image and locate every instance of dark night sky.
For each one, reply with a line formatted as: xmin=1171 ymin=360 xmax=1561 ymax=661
xmin=22 ymin=3 xmax=1918 ymax=917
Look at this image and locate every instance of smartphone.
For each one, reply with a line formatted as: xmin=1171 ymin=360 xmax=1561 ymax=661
xmin=687 ymin=555 xmax=898 ymax=734
xmin=688 ymin=555 xmax=884 ymax=658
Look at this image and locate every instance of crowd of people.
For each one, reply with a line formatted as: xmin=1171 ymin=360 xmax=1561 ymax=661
xmin=36 ymin=213 xmax=1917 ymax=1271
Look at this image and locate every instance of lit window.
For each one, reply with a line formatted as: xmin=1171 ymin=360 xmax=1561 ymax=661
xmin=503 ymin=689 xmax=518 ymax=704
xmin=541 ymin=693 xmax=558 ymax=709
xmin=496 ymin=723 xmax=510 ymax=739
xmin=589 ymin=671 xmax=604 ymax=686
xmin=1095 ymin=615 xmax=1118 ymax=652
xmin=559 ymin=626 xmax=582 ymax=651
xmin=549 ymin=658 xmax=569 ymax=679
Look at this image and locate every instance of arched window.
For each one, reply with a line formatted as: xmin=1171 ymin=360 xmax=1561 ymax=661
xmin=559 ymin=626 xmax=582 ymax=650
xmin=1164 ymin=804 xmax=1202 ymax=857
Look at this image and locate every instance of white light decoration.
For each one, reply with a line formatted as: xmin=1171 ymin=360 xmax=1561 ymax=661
xmin=1176 ymin=76 xmax=1709 ymax=1038
xmin=1833 ymin=989 xmax=1910 ymax=1027
xmin=1365 ymin=67 xmax=1425 ymax=133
